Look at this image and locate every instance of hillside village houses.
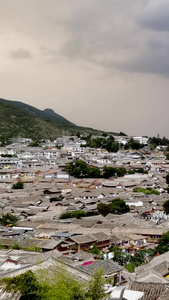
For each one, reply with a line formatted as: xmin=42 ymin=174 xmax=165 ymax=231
xmin=0 ymin=135 xmax=169 ymax=298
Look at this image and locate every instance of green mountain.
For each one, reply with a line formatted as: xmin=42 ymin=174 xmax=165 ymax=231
xmin=0 ymin=98 xmax=119 ymax=143
xmin=0 ymin=98 xmax=79 ymax=142
xmin=0 ymin=98 xmax=75 ymax=126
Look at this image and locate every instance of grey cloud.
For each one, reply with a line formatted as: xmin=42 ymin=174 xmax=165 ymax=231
xmin=11 ymin=48 xmax=32 ymax=59
xmin=114 ymin=36 xmax=169 ymax=76
xmin=45 ymin=2 xmax=141 ymax=66
xmin=119 ymin=53 xmax=169 ymax=76
xmin=38 ymin=0 xmax=169 ymax=79
xmin=2 ymin=0 xmax=169 ymax=138
xmin=137 ymin=0 xmax=169 ymax=31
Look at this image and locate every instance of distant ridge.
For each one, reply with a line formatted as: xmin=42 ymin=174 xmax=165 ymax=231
xmin=0 ymin=97 xmax=118 ymax=142
xmin=0 ymin=98 xmax=75 ymax=126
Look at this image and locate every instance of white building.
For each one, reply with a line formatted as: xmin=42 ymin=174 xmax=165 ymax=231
xmin=133 ymin=136 xmax=148 ymax=145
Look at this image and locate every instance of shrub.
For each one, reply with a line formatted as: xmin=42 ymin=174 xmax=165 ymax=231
xmin=163 ymin=199 xmax=169 ymax=214
xmin=59 ymin=210 xmax=98 ymax=219
xmin=155 ymin=231 xmax=169 ymax=254
xmin=124 ymin=263 xmax=135 ymax=273
xmin=97 ymin=198 xmax=130 ymax=216
xmin=12 ymin=180 xmax=24 ymax=189
xmin=11 ymin=242 xmax=20 ymax=250
xmin=0 ymin=213 xmax=19 ymax=226
xmin=133 ymin=187 xmax=160 ymax=195
xmin=89 ymin=244 xmax=101 ymax=255
xmin=23 ymin=246 xmax=42 ymax=252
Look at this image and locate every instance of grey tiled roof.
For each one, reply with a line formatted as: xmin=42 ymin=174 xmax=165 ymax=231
xmin=128 ymin=281 xmax=169 ymax=300
xmin=77 ymin=259 xmax=122 ymax=276
xmin=41 ymin=239 xmax=61 ymax=250
xmin=71 ymin=234 xmax=96 ymax=244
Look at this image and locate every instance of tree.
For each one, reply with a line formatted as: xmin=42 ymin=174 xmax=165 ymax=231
xmin=103 ymin=166 xmax=126 ymax=179
xmin=119 ymin=132 xmax=127 ymax=136
xmin=97 ymin=199 xmax=130 ymax=216
xmin=125 ymin=138 xmax=143 ymax=150
xmin=43 ymin=267 xmax=86 ymax=300
xmin=89 ymin=244 xmax=101 ymax=255
xmin=28 ymin=140 xmax=41 ymax=147
xmin=165 ymin=152 xmax=169 ymax=160
xmin=163 ymin=199 xmax=169 ymax=214
xmin=166 ymin=173 xmax=169 ymax=185
xmin=156 ymin=231 xmax=169 ymax=254
xmin=109 ymin=198 xmax=130 ymax=214
xmin=103 ymin=166 xmax=117 ymax=178
xmin=76 ymin=131 xmax=81 ymax=138
xmin=12 ymin=180 xmax=24 ymax=189
xmin=4 ymin=270 xmax=44 ymax=300
xmin=0 ymin=213 xmax=19 ymax=226
xmin=5 ymin=268 xmax=86 ymax=300
xmin=116 ymin=167 xmax=127 ymax=177
xmin=97 ymin=202 xmax=110 ymax=217
xmin=133 ymin=187 xmax=160 ymax=195
xmin=113 ymin=249 xmax=130 ymax=266
xmin=66 ymin=160 xmax=101 ymax=178
xmin=86 ymin=166 xmax=101 ymax=178
xmin=102 ymin=132 xmax=107 ymax=137
xmin=11 ymin=242 xmax=20 ymax=250
xmin=87 ymin=269 xmax=105 ymax=300
xmin=23 ymin=246 xmax=41 ymax=252
xmin=66 ymin=160 xmax=88 ymax=178
xmin=105 ymin=140 xmax=119 ymax=152
xmin=130 ymin=250 xmax=146 ymax=266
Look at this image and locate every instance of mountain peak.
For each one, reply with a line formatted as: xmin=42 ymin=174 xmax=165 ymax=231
xmin=43 ymin=108 xmax=56 ymax=115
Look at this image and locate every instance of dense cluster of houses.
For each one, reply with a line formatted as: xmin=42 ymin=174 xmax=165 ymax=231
xmin=0 ymin=136 xmax=169 ymax=299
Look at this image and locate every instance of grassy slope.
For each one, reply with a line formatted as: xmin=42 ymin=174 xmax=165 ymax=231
xmin=0 ymin=98 xmax=75 ymax=126
xmin=0 ymin=98 xmax=119 ymax=140
xmin=0 ymin=102 xmax=61 ymax=140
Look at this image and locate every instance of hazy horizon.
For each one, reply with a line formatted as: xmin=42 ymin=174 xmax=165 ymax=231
xmin=1 ymin=1 xmax=169 ymax=138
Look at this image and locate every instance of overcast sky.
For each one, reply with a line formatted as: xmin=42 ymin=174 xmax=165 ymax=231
xmin=1 ymin=0 xmax=169 ymax=137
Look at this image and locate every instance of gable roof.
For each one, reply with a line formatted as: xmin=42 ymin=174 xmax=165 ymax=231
xmin=70 ymin=234 xmax=97 ymax=244
xmin=77 ymin=259 xmax=122 ymax=276
xmin=128 ymin=281 xmax=168 ymax=300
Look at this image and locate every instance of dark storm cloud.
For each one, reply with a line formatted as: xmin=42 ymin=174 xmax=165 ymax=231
xmin=40 ymin=0 xmax=169 ymax=78
xmin=138 ymin=0 xmax=169 ymax=31
xmin=114 ymin=1 xmax=169 ymax=76
xmin=1 ymin=0 xmax=169 ymax=137
xmin=114 ymin=36 xmax=169 ymax=76
xmin=11 ymin=48 xmax=32 ymax=59
xmin=42 ymin=0 xmax=140 ymax=64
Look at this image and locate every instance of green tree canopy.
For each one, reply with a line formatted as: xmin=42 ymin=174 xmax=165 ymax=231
xmin=12 ymin=180 xmax=24 ymax=189
xmin=166 ymin=173 xmax=169 ymax=185
xmin=156 ymin=231 xmax=169 ymax=254
xmin=4 ymin=270 xmax=44 ymax=300
xmin=87 ymin=269 xmax=106 ymax=300
xmin=97 ymin=198 xmax=130 ymax=216
xmin=82 ymin=135 xmax=119 ymax=153
xmin=124 ymin=138 xmax=143 ymax=150
xmin=89 ymin=244 xmax=101 ymax=255
xmin=165 ymin=152 xmax=169 ymax=160
xmin=0 ymin=213 xmax=19 ymax=226
xmin=3 ymin=264 xmax=107 ymax=300
xmin=86 ymin=166 xmax=101 ymax=178
xmin=113 ymin=249 xmax=130 ymax=266
xmin=45 ymin=270 xmax=86 ymax=300
xmin=109 ymin=198 xmax=130 ymax=214
xmin=66 ymin=160 xmax=101 ymax=178
xmin=163 ymin=199 xmax=169 ymax=214
xmin=97 ymin=202 xmax=110 ymax=217
xmin=102 ymin=166 xmax=126 ymax=179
